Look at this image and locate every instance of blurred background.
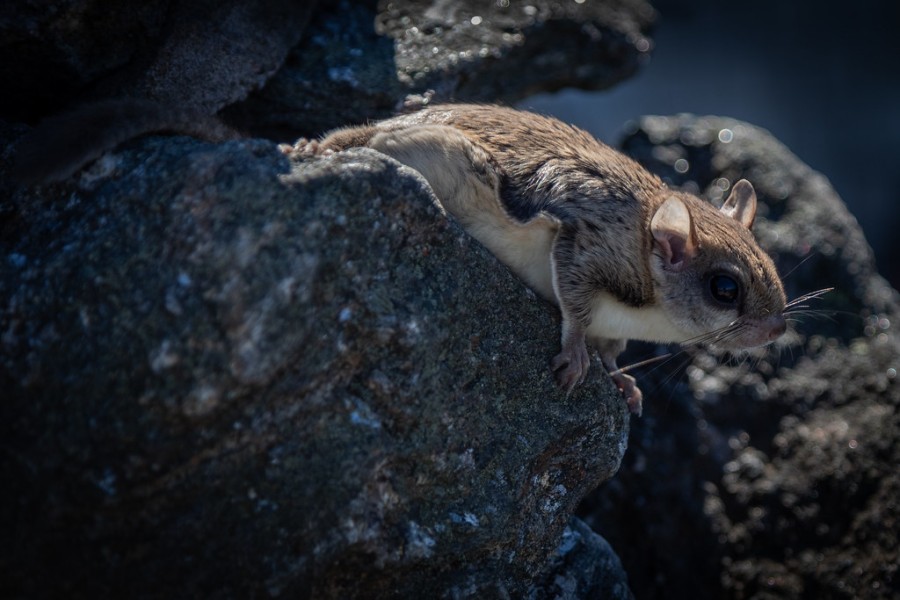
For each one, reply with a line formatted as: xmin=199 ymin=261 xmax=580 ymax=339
xmin=520 ymin=0 xmax=900 ymax=289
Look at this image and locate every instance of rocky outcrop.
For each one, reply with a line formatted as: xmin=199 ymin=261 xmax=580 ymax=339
xmin=577 ymin=115 xmax=899 ymax=599
xmin=0 ymin=0 xmax=319 ymax=120
xmin=224 ymin=0 xmax=656 ymax=137
xmin=1 ymin=0 xmax=655 ymax=139
xmin=0 ymin=139 xmax=631 ymax=597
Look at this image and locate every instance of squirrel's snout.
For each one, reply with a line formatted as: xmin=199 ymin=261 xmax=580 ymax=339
xmin=767 ymin=315 xmax=787 ymax=341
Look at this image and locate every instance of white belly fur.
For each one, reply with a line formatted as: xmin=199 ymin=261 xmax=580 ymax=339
xmin=471 ymin=222 xmax=688 ymax=344
xmin=478 ymin=229 xmax=689 ymax=344
xmin=586 ymin=292 xmax=689 ymax=343
xmin=466 ymin=217 xmax=557 ymax=301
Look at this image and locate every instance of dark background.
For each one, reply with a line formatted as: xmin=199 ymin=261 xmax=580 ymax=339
xmin=522 ymin=0 xmax=900 ymax=289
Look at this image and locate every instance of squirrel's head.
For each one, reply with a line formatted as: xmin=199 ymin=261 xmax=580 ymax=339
xmin=648 ymin=180 xmax=787 ymax=349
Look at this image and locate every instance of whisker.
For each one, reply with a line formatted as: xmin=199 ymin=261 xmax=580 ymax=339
xmin=678 ymin=321 xmax=748 ymax=347
xmin=609 ymin=353 xmax=673 ymax=377
xmin=795 ymin=287 xmax=834 ymax=302
xmin=642 ymin=348 xmax=693 ymax=378
xmin=711 ymin=325 xmax=749 ymax=345
xmin=785 ymin=308 xmax=858 ymax=319
xmin=780 ymin=252 xmax=817 ymax=281
xmin=784 ymin=309 xmax=841 ymax=325
xmin=654 ymin=351 xmax=696 ymax=391
xmin=785 ymin=287 xmax=834 ymax=309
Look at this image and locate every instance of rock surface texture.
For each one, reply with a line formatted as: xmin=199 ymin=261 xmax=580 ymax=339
xmin=223 ymin=0 xmax=656 ymax=137
xmin=577 ymin=115 xmax=899 ymax=599
xmin=0 ymin=0 xmax=318 ymax=120
xmin=0 ymin=139 xmax=630 ymax=597
xmin=0 ymin=0 xmax=655 ymax=139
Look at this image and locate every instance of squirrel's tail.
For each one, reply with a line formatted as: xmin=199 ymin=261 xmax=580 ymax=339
xmin=12 ymin=98 xmax=240 ymax=185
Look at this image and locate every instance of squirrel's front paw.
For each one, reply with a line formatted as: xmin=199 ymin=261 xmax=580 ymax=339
xmin=611 ymin=371 xmax=644 ymax=417
xmin=551 ymin=341 xmax=590 ymax=392
xmin=280 ymin=138 xmax=331 ymax=158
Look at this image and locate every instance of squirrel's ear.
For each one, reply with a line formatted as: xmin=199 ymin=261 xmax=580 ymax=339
xmin=721 ymin=179 xmax=757 ymax=229
xmin=651 ymin=196 xmax=696 ymax=271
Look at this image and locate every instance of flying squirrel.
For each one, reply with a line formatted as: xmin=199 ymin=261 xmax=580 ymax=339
xmin=14 ymin=101 xmax=788 ymax=415
xmin=291 ymin=104 xmax=788 ymax=415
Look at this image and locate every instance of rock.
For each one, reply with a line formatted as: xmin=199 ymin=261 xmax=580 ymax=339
xmin=118 ymin=0 xmax=319 ymax=113
xmin=223 ymin=0 xmax=656 ymax=138
xmin=576 ymin=115 xmax=899 ymax=599
xmin=2 ymin=0 xmax=654 ymax=140
xmin=529 ymin=517 xmax=634 ymax=600
xmin=0 ymin=0 xmax=317 ymax=121
xmin=0 ymin=136 xmax=630 ymax=597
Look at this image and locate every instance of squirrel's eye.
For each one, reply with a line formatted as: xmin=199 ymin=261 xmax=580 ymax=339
xmin=709 ymin=274 xmax=739 ymax=304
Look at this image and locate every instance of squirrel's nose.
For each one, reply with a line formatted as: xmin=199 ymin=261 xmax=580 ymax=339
xmin=767 ymin=315 xmax=787 ymax=341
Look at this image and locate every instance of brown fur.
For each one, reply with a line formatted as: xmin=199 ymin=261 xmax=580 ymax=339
xmin=317 ymin=104 xmax=784 ymax=331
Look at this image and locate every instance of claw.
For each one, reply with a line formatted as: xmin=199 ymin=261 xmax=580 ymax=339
xmin=611 ymin=372 xmax=643 ymax=417
xmin=551 ymin=339 xmax=591 ymax=393
xmin=282 ymin=138 xmax=325 ymax=158
xmin=598 ymin=340 xmax=644 ymax=417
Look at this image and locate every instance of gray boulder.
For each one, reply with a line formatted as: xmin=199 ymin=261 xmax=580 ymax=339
xmin=1 ymin=0 xmax=655 ymax=143
xmin=0 ymin=138 xmax=631 ymax=597
xmin=0 ymin=0 xmax=318 ymax=120
xmin=223 ymin=0 xmax=656 ymax=137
